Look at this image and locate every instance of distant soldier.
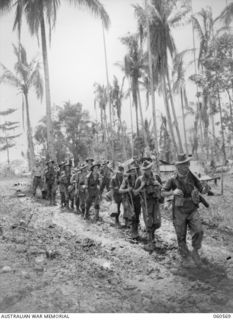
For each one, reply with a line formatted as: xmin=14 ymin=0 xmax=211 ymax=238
xmin=86 ymin=158 xmax=94 ymax=171
xmin=110 ymin=164 xmax=124 ymax=227
xmin=45 ymin=160 xmax=57 ymax=206
xmin=84 ymin=162 xmax=101 ymax=221
xmin=100 ymin=160 xmax=112 ymax=194
xmin=70 ymin=167 xmax=81 ymax=213
xmin=134 ymin=160 xmax=162 ymax=252
xmin=162 ymin=154 xmax=209 ymax=266
xmin=59 ymin=170 xmax=68 ymax=208
xmin=64 ymin=162 xmax=73 ymax=209
xmin=119 ymin=166 xmax=141 ymax=239
xmin=32 ymin=158 xmax=43 ymax=197
xmin=75 ymin=163 xmax=88 ymax=215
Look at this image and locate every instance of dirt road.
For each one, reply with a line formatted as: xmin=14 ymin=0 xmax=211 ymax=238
xmin=0 ymin=177 xmax=233 ymax=313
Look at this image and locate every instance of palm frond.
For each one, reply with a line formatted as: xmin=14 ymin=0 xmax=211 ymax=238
xmin=0 ymin=63 xmax=21 ymax=88
xmin=0 ymin=0 xmax=12 ymax=13
xmin=29 ymin=61 xmax=43 ymax=100
xmin=0 ymin=108 xmax=17 ymax=116
xmin=67 ymin=0 xmax=110 ymax=29
xmin=168 ymin=7 xmax=190 ymax=27
xmin=13 ymin=0 xmax=23 ymax=38
xmin=216 ymin=2 xmax=233 ymax=26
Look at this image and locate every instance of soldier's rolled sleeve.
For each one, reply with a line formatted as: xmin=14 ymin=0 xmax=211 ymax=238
xmin=134 ymin=177 xmax=141 ymax=190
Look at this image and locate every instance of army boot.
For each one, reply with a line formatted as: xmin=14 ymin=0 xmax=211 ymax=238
xmin=144 ymin=232 xmax=155 ymax=252
xmin=130 ymin=222 xmax=139 ymax=240
xmin=81 ymin=206 xmax=85 ymax=216
xmin=94 ymin=209 xmax=100 ymax=222
xmin=84 ymin=207 xmax=90 ymax=220
xmin=115 ymin=215 xmax=121 ymax=228
xmin=191 ymin=249 xmax=202 ymax=266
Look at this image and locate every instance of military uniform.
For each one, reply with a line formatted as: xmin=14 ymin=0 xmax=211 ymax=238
xmin=45 ymin=162 xmax=57 ymax=205
xmin=120 ymin=172 xmax=141 ymax=238
xmin=84 ymin=167 xmax=100 ymax=220
xmin=100 ymin=162 xmax=112 ymax=194
xmin=59 ymin=172 xmax=68 ymax=208
xmin=163 ymin=170 xmax=204 ymax=258
xmin=135 ymin=171 xmax=162 ymax=246
xmin=64 ymin=164 xmax=73 ymax=209
xmin=32 ymin=163 xmax=43 ymax=196
xmin=110 ymin=170 xmax=124 ymax=225
xmin=76 ymin=169 xmax=87 ymax=215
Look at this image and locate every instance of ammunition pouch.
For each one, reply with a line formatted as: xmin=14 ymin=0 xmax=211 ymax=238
xmin=174 ymin=196 xmax=184 ymax=207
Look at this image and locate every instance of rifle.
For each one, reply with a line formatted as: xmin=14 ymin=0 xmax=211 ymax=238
xmin=199 ymin=194 xmax=209 ymax=208
xmin=189 ymin=171 xmax=210 ymax=208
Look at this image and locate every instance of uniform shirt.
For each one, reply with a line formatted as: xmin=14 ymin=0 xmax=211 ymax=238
xmin=120 ymin=176 xmax=140 ymax=203
xmin=45 ymin=167 xmax=56 ymax=184
xmin=85 ymin=172 xmax=100 ymax=193
xmin=163 ymin=170 xmax=203 ymax=214
xmin=162 ymin=171 xmax=203 ymax=197
xmin=111 ymin=172 xmax=123 ymax=202
xmin=134 ymin=173 xmax=162 ymax=200
xmin=33 ymin=165 xmax=43 ymax=177
xmin=100 ymin=166 xmax=112 ymax=179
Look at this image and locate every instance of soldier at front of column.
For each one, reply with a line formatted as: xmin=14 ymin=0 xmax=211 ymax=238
xmin=162 ymin=154 xmax=209 ymax=267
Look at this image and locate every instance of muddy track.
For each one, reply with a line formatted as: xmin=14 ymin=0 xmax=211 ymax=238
xmin=0 ymin=178 xmax=233 ymax=313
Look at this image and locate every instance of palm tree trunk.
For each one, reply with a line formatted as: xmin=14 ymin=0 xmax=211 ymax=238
xmin=162 ymin=73 xmax=178 ymax=155
xmin=4 ymin=130 xmax=10 ymax=165
xmin=202 ymin=93 xmax=210 ymax=160
xmin=146 ymin=3 xmax=159 ymax=172
xmin=226 ymin=89 xmax=233 ymax=158
xmin=40 ymin=3 xmax=55 ymax=161
xmin=24 ymin=92 xmax=35 ymax=170
xmin=211 ymin=111 xmax=216 ymax=161
xmin=181 ymin=88 xmax=189 ymax=155
xmin=218 ymin=91 xmax=226 ymax=164
xmin=120 ymin=120 xmax=127 ymax=160
xmin=103 ymin=108 xmax=109 ymax=158
xmin=132 ymin=80 xmax=139 ymax=136
xmin=166 ymin=67 xmax=183 ymax=153
xmin=128 ymin=85 xmax=134 ymax=157
xmin=137 ymin=87 xmax=148 ymax=148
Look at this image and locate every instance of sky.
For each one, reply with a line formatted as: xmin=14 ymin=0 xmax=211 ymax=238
xmin=0 ymin=0 xmax=230 ymax=161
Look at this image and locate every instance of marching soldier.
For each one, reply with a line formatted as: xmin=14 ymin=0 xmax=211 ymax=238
xmin=119 ymin=166 xmax=141 ymax=239
xmin=110 ymin=164 xmax=124 ymax=227
xmin=86 ymin=158 xmax=94 ymax=171
xmin=64 ymin=162 xmax=73 ymax=209
xmin=134 ymin=160 xmax=162 ymax=252
xmin=45 ymin=160 xmax=57 ymax=206
xmin=162 ymin=154 xmax=209 ymax=266
xmin=32 ymin=158 xmax=43 ymax=197
xmin=70 ymin=167 xmax=80 ymax=213
xmin=100 ymin=160 xmax=112 ymax=194
xmin=76 ymin=164 xmax=88 ymax=215
xmin=59 ymin=170 xmax=68 ymax=208
xmin=84 ymin=162 xmax=101 ymax=222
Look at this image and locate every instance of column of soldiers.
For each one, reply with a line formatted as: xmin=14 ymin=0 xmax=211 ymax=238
xmin=32 ymin=153 xmax=210 ymax=267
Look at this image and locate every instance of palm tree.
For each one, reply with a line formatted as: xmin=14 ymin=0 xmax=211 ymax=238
xmin=0 ymin=44 xmax=43 ymax=169
xmin=110 ymin=75 xmax=127 ymax=160
xmin=173 ymin=50 xmax=193 ymax=156
xmin=192 ymin=8 xmax=215 ymax=157
xmin=134 ymin=0 xmax=189 ymax=154
xmin=0 ymin=0 xmax=110 ymax=160
xmin=94 ymin=83 xmax=109 ymax=158
xmin=120 ymin=33 xmax=148 ymax=148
